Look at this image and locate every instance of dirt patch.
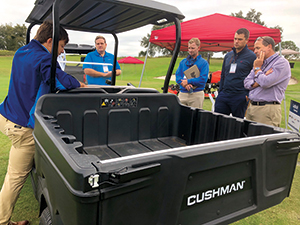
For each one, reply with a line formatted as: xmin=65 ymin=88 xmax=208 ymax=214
xmin=289 ymin=77 xmax=298 ymax=85
xmin=155 ymin=75 xmax=176 ymax=81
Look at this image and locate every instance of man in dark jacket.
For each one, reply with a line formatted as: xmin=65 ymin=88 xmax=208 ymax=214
xmin=215 ymin=28 xmax=256 ymax=118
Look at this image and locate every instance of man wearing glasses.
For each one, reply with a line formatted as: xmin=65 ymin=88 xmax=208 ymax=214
xmin=244 ymin=36 xmax=291 ymax=127
xmin=175 ymin=38 xmax=209 ymax=109
xmin=215 ymin=28 xmax=256 ymax=118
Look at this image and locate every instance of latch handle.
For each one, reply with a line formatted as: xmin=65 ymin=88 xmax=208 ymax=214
xmin=109 ymin=163 xmax=161 ymax=183
xmin=277 ymin=140 xmax=300 ymax=150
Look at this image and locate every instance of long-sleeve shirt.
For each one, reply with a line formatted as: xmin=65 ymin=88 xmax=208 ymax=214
xmin=0 ymin=39 xmax=80 ymax=128
xmin=219 ymin=45 xmax=256 ymax=95
xmin=244 ymin=53 xmax=291 ymax=103
xmin=175 ymin=55 xmax=209 ymax=93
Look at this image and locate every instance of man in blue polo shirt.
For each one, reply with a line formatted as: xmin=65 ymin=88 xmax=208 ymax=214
xmin=83 ymin=35 xmax=121 ymax=85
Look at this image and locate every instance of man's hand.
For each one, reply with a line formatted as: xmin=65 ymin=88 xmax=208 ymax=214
xmin=265 ymin=68 xmax=273 ymax=76
xmin=181 ymin=79 xmax=193 ymax=91
xmin=253 ymin=51 xmax=265 ymax=68
xmin=181 ymin=79 xmax=188 ymax=87
xmin=185 ymin=84 xmax=193 ymax=92
xmin=251 ymin=82 xmax=260 ymax=88
xmin=83 ymin=68 xmax=113 ymax=78
xmin=251 ymin=68 xmax=273 ymax=89
xmin=102 ymin=71 xmax=112 ymax=77
xmin=79 ymin=81 xmax=87 ymax=87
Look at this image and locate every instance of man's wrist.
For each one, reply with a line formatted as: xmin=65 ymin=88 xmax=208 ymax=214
xmin=254 ymin=67 xmax=261 ymax=72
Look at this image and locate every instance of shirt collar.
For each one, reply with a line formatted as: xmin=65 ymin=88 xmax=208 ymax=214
xmin=232 ymin=44 xmax=248 ymax=55
xmin=32 ymin=39 xmax=50 ymax=53
xmin=186 ymin=54 xmax=201 ymax=67
xmin=41 ymin=44 xmax=50 ymax=53
xmin=264 ymin=53 xmax=278 ymax=64
xmin=95 ymin=50 xmax=107 ymax=57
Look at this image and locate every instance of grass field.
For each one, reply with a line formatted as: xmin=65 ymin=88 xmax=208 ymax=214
xmin=1 ymin=54 xmax=300 ymax=224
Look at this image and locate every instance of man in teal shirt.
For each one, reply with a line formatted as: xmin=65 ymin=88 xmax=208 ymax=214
xmin=83 ymin=35 xmax=121 ymax=85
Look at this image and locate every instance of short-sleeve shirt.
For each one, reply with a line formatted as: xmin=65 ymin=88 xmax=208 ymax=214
xmin=83 ymin=50 xmax=121 ymax=85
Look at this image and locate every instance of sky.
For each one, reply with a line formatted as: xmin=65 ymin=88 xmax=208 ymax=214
xmin=1 ymin=0 xmax=300 ymax=57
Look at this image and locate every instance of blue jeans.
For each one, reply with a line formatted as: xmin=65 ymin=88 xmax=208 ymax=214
xmin=215 ymin=91 xmax=249 ymax=118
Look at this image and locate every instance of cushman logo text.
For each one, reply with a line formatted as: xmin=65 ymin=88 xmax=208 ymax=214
xmin=187 ymin=180 xmax=246 ymax=207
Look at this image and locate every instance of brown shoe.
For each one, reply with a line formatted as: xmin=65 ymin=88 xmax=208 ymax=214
xmin=8 ymin=220 xmax=30 ymax=225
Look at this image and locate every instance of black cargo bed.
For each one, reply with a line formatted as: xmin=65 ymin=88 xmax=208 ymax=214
xmin=36 ymin=91 xmax=281 ymax=162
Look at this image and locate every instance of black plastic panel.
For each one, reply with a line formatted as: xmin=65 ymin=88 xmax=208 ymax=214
xmin=26 ymin=0 xmax=185 ymax=33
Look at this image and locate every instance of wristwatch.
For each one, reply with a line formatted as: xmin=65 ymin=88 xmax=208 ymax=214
xmin=254 ymin=67 xmax=261 ymax=72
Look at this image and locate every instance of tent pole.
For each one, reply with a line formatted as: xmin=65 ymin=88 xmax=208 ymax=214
xmin=279 ymin=42 xmax=288 ymax=129
xmin=139 ymin=42 xmax=151 ymax=87
xmin=284 ymin=92 xmax=287 ymax=129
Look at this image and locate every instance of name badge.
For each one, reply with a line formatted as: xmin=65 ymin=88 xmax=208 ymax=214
xmin=230 ymin=63 xmax=237 ymax=73
xmin=103 ymin=65 xmax=109 ymax=72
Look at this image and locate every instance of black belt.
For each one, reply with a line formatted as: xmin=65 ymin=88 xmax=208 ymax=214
xmin=250 ymin=101 xmax=280 ymax=106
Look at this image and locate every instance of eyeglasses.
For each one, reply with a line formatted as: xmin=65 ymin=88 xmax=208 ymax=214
xmin=256 ymin=36 xmax=271 ymax=45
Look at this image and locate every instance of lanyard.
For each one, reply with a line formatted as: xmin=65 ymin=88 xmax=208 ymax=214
xmin=261 ymin=55 xmax=280 ymax=72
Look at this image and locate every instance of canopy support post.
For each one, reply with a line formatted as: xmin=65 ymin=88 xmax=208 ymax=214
xmin=50 ymin=0 xmax=60 ymax=93
xmin=279 ymin=42 xmax=288 ymax=129
xmin=162 ymin=17 xmax=181 ymax=93
xmin=111 ymin=32 xmax=118 ymax=86
xmin=26 ymin=22 xmax=38 ymax=44
xmin=139 ymin=41 xmax=151 ymax=87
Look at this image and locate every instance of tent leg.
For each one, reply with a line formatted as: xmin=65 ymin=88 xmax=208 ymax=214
xmin=139 ymin=43 xmax=151 ymax=87
xmin=279 ymin=42 xmax=288 ymax=129
xmin=284 ymin=94 xmax=287 ymax=129
xmin=208 ymin=93 xmax=215 ymax=111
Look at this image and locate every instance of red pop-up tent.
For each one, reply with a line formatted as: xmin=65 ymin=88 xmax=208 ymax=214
xmin=118 ymin=56 xmax=144 ymax=64
xmin=119 ymin=56 xmax=144 ymax=76
xmin=149 ymin=13 xmax=281 ymax=52
xmin=147 ymin=13 xmax=288 ymax=128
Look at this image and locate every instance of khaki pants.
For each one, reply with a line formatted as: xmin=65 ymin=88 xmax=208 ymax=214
xmin=178 ymin=91 xmax=204 ymax=109
xmin=0 ymin=114 xmax=35 ymax=225
xmin=246 ymin=104 xmax=282 ymax=127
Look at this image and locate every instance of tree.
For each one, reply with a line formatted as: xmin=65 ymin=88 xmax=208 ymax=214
xmin=231 ymin=9 xmax=284 ymax=40
xmin=140 ymin=24 xmax=174 ymax=57
xmin=138 ymin=50 xmax=147 ymax=57
xmin=231 ymin=9 xmax=265 ymax=26
xmin=0 ymin=23 xmax=27 ymax=51
xmin=277 ymin=41 xmax=300 ymax=60
xmin=231 ymin=10 xmax=299 ymax=60
xmin=229 ymin=9 xmax=287 ymax=51
xmin=224 ymin=9 xmax=278 ymax=55
xmin=140 ymin=22 xmax=213 ymax=58
xmin=140 ymin=33 xmax=166 ymax=57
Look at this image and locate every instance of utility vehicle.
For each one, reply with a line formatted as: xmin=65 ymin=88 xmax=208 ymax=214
xmin=26 ymin=0 xmax=300 ymax=224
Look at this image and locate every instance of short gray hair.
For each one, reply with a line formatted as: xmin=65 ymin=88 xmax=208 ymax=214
xmin=257 ymin=36 xmax=275 ymax=51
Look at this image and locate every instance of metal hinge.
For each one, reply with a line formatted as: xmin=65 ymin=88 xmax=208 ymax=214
xmin=88 ymin=174 xmax=100 ymax=188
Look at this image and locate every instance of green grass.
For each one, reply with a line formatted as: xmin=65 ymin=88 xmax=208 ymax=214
xmin=0 ymin=50 xmax=15 ymax=56
xmin=0 ymin=55 xmax=300 ymax=224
